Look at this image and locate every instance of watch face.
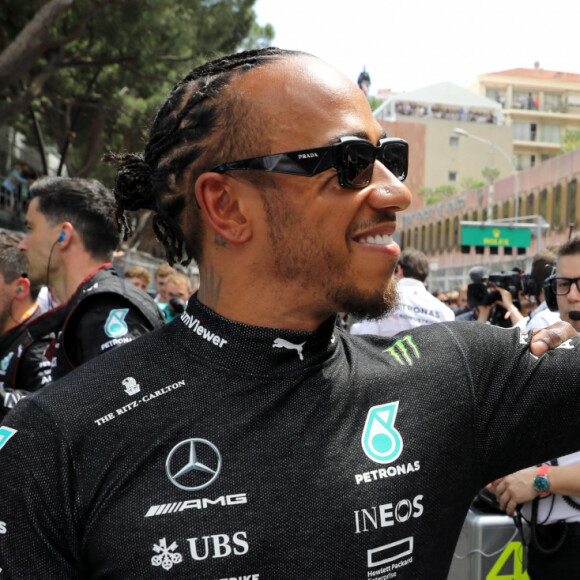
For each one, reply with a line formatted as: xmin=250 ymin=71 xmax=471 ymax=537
xmin=534 ymin=475 xmax=549 ymax=493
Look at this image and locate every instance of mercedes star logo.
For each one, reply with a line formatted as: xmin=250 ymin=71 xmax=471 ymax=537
xmin=165 ymin=438 xmax=222 ymax=491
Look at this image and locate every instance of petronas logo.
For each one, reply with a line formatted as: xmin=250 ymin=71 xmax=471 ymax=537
xmin=384 ymin=336 xmax=420 ymax=365
xmin=104 ymin=309 xmax=129 ymax=338
xmin=1 ymin=352 xmax=14 ymax=371
xmin=361 ymin=402 xmax=403 ymax=464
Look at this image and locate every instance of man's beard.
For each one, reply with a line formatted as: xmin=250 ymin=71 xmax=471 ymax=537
xmin=334 ymin=275 xmax=398 ymax=320
xmin=262 ymin=194 xmax=399 ymax=319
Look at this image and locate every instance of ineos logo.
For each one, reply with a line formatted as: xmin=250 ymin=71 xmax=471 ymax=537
xmin=165 ymin=438 xmax=222 ymax=491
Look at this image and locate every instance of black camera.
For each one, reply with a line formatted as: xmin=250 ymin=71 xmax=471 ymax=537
xmin=168 ymin=296 xmax=186 ymax=314
xmin=467 ymin=268 xmax=523 ymax=308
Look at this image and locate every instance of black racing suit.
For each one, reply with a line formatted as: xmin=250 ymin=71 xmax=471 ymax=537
xmin=26 ymin=263 xmax=165 ymax=383
xmin=0 ymin=309 xmax=51 ymax=419
xmin=1 ymin=296 xmax=580 ymax=579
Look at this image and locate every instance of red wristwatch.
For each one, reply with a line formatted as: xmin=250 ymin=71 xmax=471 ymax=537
xmin=533 ymin=465 xmax=551 ymax=495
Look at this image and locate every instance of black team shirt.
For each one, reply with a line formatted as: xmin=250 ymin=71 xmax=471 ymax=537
xmin=1 ymin=296 xmax=580 ymax=579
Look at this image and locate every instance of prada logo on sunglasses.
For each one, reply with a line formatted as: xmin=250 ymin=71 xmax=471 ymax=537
xmin=210 ymin=135 xmax=409 ymax=189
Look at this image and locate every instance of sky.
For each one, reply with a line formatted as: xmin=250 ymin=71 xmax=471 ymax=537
xmin=253 ymin=0 xmax=579 ymax=96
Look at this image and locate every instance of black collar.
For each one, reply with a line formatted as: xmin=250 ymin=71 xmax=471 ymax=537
xmin=171 ymin=294 xmax=341 ymax=376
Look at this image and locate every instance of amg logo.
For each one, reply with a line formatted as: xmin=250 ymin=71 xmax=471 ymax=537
xmin=298 ymin=152 xmax=318 ymax=159
xmin=383 ymin=336 xmax=420 ymax=366
xmin=145 ymin=493 xmax=247 ymax=517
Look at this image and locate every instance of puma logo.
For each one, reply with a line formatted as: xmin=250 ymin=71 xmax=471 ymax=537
xmin=272 ymin=338 xmax=306 ymax=360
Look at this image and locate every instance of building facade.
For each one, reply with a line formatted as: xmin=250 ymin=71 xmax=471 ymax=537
xmin=467 ymin=64 xmax=580 ymax=172
xmin=398 ymin=147 xmax=580 ymax=292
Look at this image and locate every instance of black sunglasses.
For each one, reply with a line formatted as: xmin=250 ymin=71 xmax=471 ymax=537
xmin=550 ymin=276 xmax=580 ymax=296
xmin=210 ymin=136 xmax=408 ymax=188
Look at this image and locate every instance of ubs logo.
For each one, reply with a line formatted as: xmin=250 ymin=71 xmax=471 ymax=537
xmin=166 ymin=438 xmax=222 ymax=491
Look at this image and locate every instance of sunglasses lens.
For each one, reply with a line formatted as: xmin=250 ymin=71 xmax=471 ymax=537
xmin=343 ymin=143 xmax=375 ymax=186
xmin=381 ymin=142 xmax=408 ymax=182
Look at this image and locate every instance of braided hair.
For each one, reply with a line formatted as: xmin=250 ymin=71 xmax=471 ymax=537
xmin=108 ymin=47 xmax=305 ymax=266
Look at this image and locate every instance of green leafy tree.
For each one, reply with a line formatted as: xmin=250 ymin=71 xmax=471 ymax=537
xmin=418 ymin=184 xmax=457 ymax=205
xmin=460 ymin=177 xmax=485 ymax=191
xmin=559 ymin=130 xmax=580 ymax=154
xmin=367 ymin=96 xmax=384 ymax=112
xmin=0 ymin=0 xmax=274 ymax=180
xmin=481 ymin=166 xmax=500 ymax=184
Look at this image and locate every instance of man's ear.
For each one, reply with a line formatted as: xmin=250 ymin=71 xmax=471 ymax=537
xmin=57 ymin=222 xmax=75 ymax=249
xmin=195 ymin=173 xmax=252 ymax=244
xmin=13 ymin=276 xmax=30 ymax=299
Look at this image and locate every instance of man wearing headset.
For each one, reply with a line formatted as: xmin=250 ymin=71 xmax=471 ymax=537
xmin=488 ymin=236 xmax=580 ymax=579
xmin=0 ymin=231 xmax=50 ymax=417
xmin=17 ymin=177 xmax=164 ymax=382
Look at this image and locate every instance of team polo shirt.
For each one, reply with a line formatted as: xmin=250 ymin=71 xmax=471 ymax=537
xmin=351 ymin=278 xmax=454 ymax=337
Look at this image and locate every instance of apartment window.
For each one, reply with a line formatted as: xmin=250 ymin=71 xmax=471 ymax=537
xmin=428 ymin=224 xmax=434 ymax=253
xmin=449 ymin=136 xmax=459 ymax=147
xmin=486 ymin=88 xmax=507 ymax=107
xmin=540 ymin=124 xmax=561 ymax=143
xmin=514 ymin=122 xmax=532 ymax=141
xmin=421 ymin=225 xmax=426 ymax=252
xmin=449 ymin=171 xmax=457 ymax=182
xmin=444 ymin=218 xmax=450 ymax=250
xmin=513 ymin=91 xmax=538 ymax=110
xmin=513 ymin=91 xmax=528 ymax=109
xmin=544 ymin=92 xmax=563 ymax=112
xmin=453 ymin=217 xmax=459 ymax=248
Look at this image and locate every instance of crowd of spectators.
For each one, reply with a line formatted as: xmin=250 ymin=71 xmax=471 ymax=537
xmin=0 ymin=177 xmax=197 ymax=413
xmin=395 ymin=101 xmax=497 ymax=123
xmin=0 ymin=164 xmax=38 ymax=213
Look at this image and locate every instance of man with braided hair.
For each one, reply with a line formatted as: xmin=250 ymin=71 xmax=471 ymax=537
xmin=2 ymin=48 xmax=580 ymax=579
xmin=16 ymin=177 xmax=164 ymax=382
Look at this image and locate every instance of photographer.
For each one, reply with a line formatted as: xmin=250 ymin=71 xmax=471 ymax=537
xmin=465 ymin=266 xmax=525 ymax=327
xmin=488 ymin=237 xmax=580 ymax=579
xmin=158 ymin=271 xmax=193 ymax=322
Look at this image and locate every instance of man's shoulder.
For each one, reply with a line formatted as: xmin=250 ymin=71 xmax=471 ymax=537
xmin=347 ymin=318 xmax=495 ymax=349
xmin=69 ymin=272 xmax=163 ymax=328
xmin=24 ymin=322 xmax=173 ymax=416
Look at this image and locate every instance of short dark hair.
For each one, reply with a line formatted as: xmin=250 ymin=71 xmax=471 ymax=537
xmin=108 ymin=47 xmax=306 ymax=266
xmin=558 ymin=236 xmax=580 ymax=260
xmin=30 ymin=177 xmax=120 ymax=261
xmin=0 ymin=231 xmax=40 ymax=300
xmin=530 ymin=249 xmax=558 ymax=297
xmin=398 ymin=248 xmax=429 ymax=282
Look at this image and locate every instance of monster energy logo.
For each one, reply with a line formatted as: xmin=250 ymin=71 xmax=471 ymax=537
xmin=384 ymin=336 xmax=420 ymax=366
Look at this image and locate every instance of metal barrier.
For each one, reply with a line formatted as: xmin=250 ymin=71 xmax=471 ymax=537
xmin=448 ymin=508 xmax=529 ymax=580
